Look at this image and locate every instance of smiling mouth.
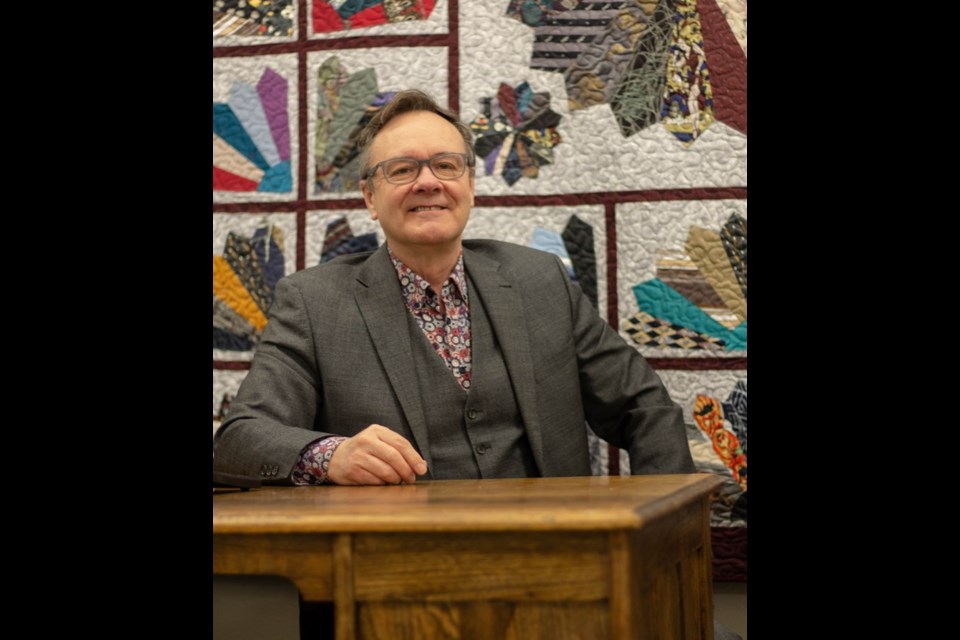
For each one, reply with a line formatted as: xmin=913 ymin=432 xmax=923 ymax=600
xmin=409 ymin=205 xmax=447 ymax=213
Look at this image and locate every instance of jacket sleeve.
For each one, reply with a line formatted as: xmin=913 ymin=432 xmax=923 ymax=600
xmin=213 ymin=276 xmax=336 ymax=484
xmin=558 ymin=257 xmax=696 ymax=474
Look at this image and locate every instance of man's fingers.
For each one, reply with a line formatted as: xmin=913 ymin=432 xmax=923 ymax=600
xmin=364 ymin=438 xmax=418 ymax=484
xmin=354 ymin=452 xmax=404 ymax=484
xmin=328 ymin=424 xmax=427 ymax=485
xmin=329 ymin=444 xmax=400 ymax=485
xmin=373 ymin=427 xmax=428 ymax=476
xmin=340 ymin=466 xmax=388 ymax=486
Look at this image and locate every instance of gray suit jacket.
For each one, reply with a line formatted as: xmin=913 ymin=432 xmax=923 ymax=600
xmin=213 ymin=239 xmax=694 ymax=482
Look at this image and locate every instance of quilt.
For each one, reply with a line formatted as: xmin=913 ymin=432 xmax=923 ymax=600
xmin=213 ymin=0 xmax=747 ymax=581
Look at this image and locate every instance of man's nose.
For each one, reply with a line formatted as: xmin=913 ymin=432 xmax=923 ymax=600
xmin=412 ymin=163 xmax=441 ymax=191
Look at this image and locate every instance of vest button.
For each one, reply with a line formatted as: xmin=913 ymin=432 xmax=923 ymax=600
xmin=467 ymin=409 xmax=478 ymax=420
xmin=475 ymin=444 xmax=488 ymax=455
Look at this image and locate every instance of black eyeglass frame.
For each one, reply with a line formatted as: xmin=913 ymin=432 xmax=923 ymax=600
xmin=362 ymin=152 xmax=476 ymax=185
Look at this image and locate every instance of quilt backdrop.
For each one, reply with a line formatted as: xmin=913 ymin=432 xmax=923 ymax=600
xmin=213 ymin=0 xmax=747 ymax=580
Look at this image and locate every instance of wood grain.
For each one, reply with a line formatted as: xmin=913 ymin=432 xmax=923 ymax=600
xmin=334 ymin=534 xmax=355 ymax=640
xmin=699 ymin=499 xmax=716 ymax=640
xmin=212 ymin=475 xmax=724 ymax=533
xmin=609 ymin=531 xmax=634 ymax=639
xmin=358 ymin=602 xmax=460 ymax=640
xmin=212 ymin=475 xmax=725 ymax=639
xmin=505 ymin=602 xmax=609 ymax=640
xmin=352 ymin=532 xmax=608 ymax=601
xmin=631 ymin=501 xmax=706 ymax=586
xmin=356 ymin=601 xmax=610 ymax=640
xmin=212 ymin=533 xmax=333 ymax=600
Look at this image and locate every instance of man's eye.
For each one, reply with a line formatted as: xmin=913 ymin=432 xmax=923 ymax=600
xmin=389 ymin=165 xmax=414 ymax=176
xmin=434 ymin=162 xmax=456 ymax=171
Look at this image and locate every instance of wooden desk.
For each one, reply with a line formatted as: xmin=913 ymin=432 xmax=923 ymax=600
xmin=213 ymin=474 xmax=724 ymax=640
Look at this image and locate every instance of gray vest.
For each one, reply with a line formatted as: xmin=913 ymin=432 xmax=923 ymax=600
xmin=407 ymin=277 xmax=539 ymax=480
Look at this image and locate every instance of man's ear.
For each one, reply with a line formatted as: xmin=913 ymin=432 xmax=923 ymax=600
xmin=360 ymin=179 xmax=378 ymax=220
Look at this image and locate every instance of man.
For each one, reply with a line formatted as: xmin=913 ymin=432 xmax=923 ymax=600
xmin=212 ymin=89 xmax=695 ymax=485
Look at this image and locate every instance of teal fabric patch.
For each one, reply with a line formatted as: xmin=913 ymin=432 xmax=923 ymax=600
xmin=213 ymin=103 xmax=270 ymax=171
xmin=336 ymin=0 xmax=382 ymax=20
xmin=632 ymin=278 xmax=746 ymax=350
xmin=728 ymin=322 xmax=747 ymax=349
xmin=257 ymin=161 xmax=292 ymax=193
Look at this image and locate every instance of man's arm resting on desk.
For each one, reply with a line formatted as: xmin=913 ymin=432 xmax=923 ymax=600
xmin=294 ymin=426 xmax=427 ymax=485
xmin=213 ymin=277 xmax=336 ymax=483
xmin=291 ymin=436 xmax=347 ymax=485
xmin=213 ymin=270 xmax=433 ymax=485
xmin=326 ymin=425 xmax=428 ymax=485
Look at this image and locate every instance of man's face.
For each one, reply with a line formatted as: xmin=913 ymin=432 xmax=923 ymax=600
xmin=361 ymin=111 xmax=475 ymax=255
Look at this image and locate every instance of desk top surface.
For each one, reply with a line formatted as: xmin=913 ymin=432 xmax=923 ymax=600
xmin=213 ymin=474 xmax=723 ymax=534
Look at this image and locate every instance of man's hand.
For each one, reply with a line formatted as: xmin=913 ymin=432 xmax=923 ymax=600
xmin=326 ymin=424 xmax=428 ymax=485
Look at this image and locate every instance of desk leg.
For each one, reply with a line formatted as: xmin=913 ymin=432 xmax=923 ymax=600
xmin=698 ymin=498 xmax=715 ymax=640
xmin=333 ymin=534 xmax=356 ymax=640
xmin=609 ymin=499 xmax=715 ymax=640
xmin=609 ymin=531 xmax=636 ymax=640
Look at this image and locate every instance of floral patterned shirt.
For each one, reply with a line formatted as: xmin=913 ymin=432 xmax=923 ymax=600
xmin=389 ymin=248 xmax=472 ymax=390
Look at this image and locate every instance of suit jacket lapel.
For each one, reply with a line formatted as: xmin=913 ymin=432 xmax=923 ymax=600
xmin=354 ymin=246 xmax=433 ymax=473
xmin=463 ymin=247 xmax=546 ymax=474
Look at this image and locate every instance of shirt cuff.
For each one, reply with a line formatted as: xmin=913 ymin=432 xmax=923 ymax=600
xmin=291 ymin=436 xmax=348 ymax=485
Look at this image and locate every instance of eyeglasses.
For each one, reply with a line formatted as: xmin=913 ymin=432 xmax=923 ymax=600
xmin=363 ymin=152 xmax=474 ymax=185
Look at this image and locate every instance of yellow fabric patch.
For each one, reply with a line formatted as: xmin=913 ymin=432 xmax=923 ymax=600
xmin=213 ymin=255 xmax=269 ymax=332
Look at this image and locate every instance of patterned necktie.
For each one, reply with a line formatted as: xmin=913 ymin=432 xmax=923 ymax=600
xmin=693 ymin=394 xmax=746 ymax=491
xmin=660 ymin=0 xmax=715 ymax=144
xmin=684 ymin=225 xmax=746 ymax=323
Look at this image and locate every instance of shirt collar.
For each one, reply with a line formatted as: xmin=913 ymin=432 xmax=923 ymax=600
xmin=388 ymin=246 xmax=468 ymax=301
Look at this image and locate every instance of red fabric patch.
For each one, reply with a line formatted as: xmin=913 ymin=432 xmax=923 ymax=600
xmin=312 ymin=1 xmax=345 ymax=33
xmin=351 ymin=5 xmax=388 ymax=28
xmin=213 ymin=166 xmax=259 ymax=191
xmin=421 ymin=0 xmax=438 ymax=17
xmin=497 ymin=83 xmax=520 ymax=128
xmin=699 ymin=0 xmax=747 ymax=134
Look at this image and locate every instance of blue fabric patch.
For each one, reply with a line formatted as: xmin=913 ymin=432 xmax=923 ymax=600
xmin=213 ymin=326 xmax=255 ymax=352
xmin=251 ymin=226 xmax=285 ymax=299
xmin=515 ymin=80 xmax=533 ymax=115
xmin=213 ymin=103 xmax=270 ymax=171
xmin=322 ymin=232 xmax=378 ymax=263
xmin=530 ymin=227 xmax=575 ymax=280
xmin=503 ymin=143 xmax=522 ymax=186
